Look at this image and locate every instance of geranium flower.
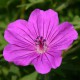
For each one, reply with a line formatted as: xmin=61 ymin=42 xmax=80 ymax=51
xmin=3 ymin=9 xmax=78 ymax=74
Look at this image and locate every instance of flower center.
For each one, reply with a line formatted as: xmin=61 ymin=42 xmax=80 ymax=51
xmin=35 ymin=36 xmax=47 ymax=54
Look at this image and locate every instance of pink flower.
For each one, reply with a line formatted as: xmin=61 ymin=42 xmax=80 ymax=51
xmin=3 ymin=9 xmax=78 ymax=74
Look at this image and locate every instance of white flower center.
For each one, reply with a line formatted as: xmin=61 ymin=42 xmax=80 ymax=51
xmin=35 ymin=36 xmax=47 ymax=54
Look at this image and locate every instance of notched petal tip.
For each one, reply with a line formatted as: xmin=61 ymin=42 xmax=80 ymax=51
xmin=3 ymin=44 xmax=12 ymax=62
xmin=31 ymin=8 xmax=58 ymax=14
xmin=46 ymin=9 xmax=58 ymax=15
xmin=6 ymin=19 xmax=27 ymax=29
xmin=4 ymin=19 xmax=29 ymax=44
xmin=63 ymin=21 xmax=78 ymax=40
xmin=31 ymin=55 xmax=51 ymax=74
xmin=59 ymin=21 xmax=78 ymax=40
xmin=51 ymin=21 xmax=78 ymax=50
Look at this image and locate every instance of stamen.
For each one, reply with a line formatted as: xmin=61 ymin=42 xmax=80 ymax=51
xmin=35 ymin=36 xmax=47 ymax=54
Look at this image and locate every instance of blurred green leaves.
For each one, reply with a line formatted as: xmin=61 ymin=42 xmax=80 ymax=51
xmin=0 ymin=0 xmax=14 ymax=8
xmin=0 ymin=0 xmax=80 ymax=80
xmin=17 ymin=0 xmax=44 ymax=10
xmin=0 ymin=0 xmax=9 ymax=8
xmin=71 ymin=16 xmax=80 ymax=29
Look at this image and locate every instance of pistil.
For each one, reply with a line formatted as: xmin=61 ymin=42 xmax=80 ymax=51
xmin=35 ymin=36 xmax=47 ymax=54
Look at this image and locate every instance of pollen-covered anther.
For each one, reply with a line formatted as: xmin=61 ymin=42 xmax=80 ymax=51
xmin=35 ymin=36 xmax=47 ymax=54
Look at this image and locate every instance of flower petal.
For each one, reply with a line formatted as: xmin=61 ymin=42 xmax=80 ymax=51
xmin=45 ymin=50 xmax=62 ymax=69
xmin=31 ymin=54 xmax=51 ymax=74
xmin=3 ymin=44 xmax=39 ymax=66
xmin=4 ymin=19 xmax=35 ymax=46
xmin=28 ymin=9 xmax=59 ymax=39
xmin=49 ymin=22 xmax=78 ymax=50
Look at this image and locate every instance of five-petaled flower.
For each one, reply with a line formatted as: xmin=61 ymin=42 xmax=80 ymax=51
xmin=3 ymin=9 xmax=78 ymax=74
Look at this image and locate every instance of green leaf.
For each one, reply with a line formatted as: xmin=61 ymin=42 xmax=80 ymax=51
xmin=17 ymin=0 xmax=44 ymax=10
xmin=2 ymin=67 xmax=9 ymax=76
xmin=11 ymin=75 xmax=17 ymax=80
xmin=0 ymin=0 xmax=9 ymax=8
xmin=0 ymin=0 xmax=15 ymax=8
xmin=9 ymin=65 xmax=20 ymax=76
xmin=53 ymin=68 xmax=65 ymax=77
xmin=56 ymin=3 xmax=68 ymax=11
xmin=29 ymin=0 xmax=44 ymax=3
xmin=0 ymin=33 xmax=7 ymax=45
xmin=20 ymin=71 xmax=38 ymax=80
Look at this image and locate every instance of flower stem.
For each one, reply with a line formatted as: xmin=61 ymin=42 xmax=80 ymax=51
xmin=20 ymin=0 xmax=25 ymax=19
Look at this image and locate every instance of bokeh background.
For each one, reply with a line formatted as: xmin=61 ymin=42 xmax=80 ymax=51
xmin=0 ymin=0 xmax=80 ymax=80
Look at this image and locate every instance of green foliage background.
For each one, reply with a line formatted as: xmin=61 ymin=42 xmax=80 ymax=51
xmin=0 ymin=0 xmax=80 ymax=80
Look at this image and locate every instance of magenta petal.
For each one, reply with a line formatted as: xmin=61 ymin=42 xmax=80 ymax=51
xmin=4 ymin=19 xmax=35 ymax=45
xmin=31 ymin=54 xmax=51 ymax=74
xmin=45 ymin=51 xmax=62 ymax=69
xmin=49 ymin=22 xmax=78 ymax=50
xmin=3 ymin=44 xmax=39 ymax=66
xmin=13 ymin=52 xmax=39 ymax=66
xmin=28 ymin=9 xmax=59 ymax=39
